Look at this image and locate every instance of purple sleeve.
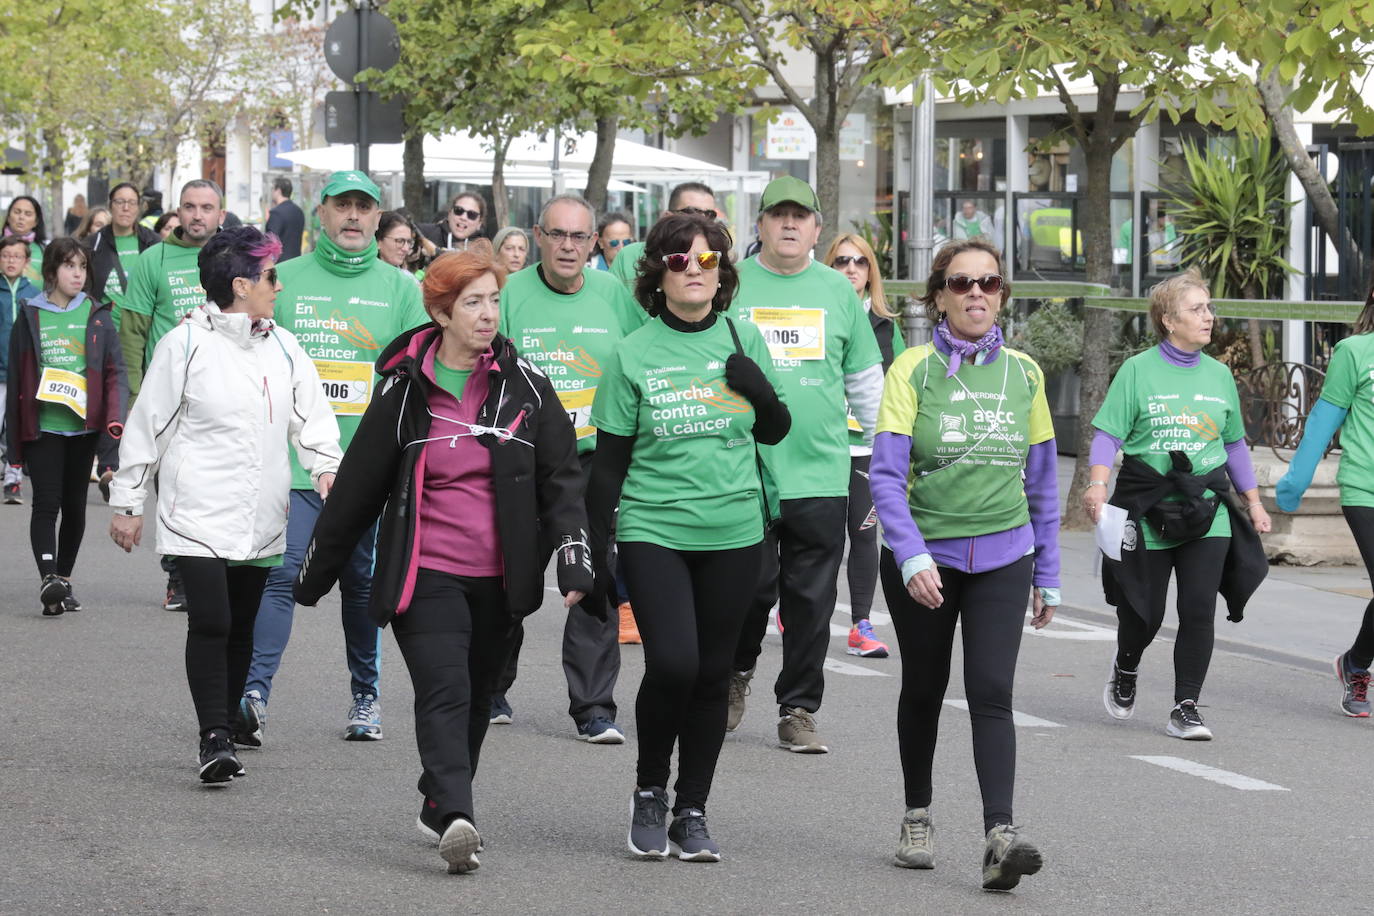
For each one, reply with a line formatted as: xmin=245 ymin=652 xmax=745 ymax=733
xmin=1224 ymin=438 xmax=1257 ymax=493
xmin=1089 ymin=428 xmax=1122 ymax=467
xmin=869 ymin=431 xmax=927 ymax=564
xmin=1025 ymin=440 xmax=1061 ymax=587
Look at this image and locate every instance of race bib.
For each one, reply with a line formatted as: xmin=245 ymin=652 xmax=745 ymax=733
xmin=315 ymin=359 xmax=373 ymax=416
xmin=36 ymin=367 xmax=87 ymax=419
xmin=557 ymin=387 xmax=597 ymax=440
xmin=751 ymin=307 xmax=826 ymax=361
xmin=846 ymin=410 xmax=862 ymax=433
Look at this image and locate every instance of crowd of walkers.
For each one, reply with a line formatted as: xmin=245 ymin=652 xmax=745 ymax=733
xmin=3 ymin=169 xmax=1365 ymax=891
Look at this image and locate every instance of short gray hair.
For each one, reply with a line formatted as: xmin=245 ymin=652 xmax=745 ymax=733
xmin=180 ymin=178 xmax=224 ymax=206
xmin=538 ymin=194 xmax=595 ymax=231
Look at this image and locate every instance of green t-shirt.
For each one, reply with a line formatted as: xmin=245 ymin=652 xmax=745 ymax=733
xmin=23 ymin=242 xmax=42 ymax=286
xmin=849 ymin=307 xmax=906 ymax=447
xmin=1314 ymin=333 xmax=1374 ymax=507
xmin=274 ymin=252 xmax=429 ymax=489
xmin=103 ymin=234 xmax=142 ymax=309
xmin=498 ymin=265 xmax=648 ymax=454
xmin=608 ymin=240 xmax=646 ymax=291
xmin=36 ymin=299 xmax=92 ymax=433
xmin=876 ymin=343 xmax=1054 ymax=540
xmin=120 ymin=233 xmax=205 ymax=365
xmin=733 ymin=258 xmax=882 ymax=499
xmin=1093 ymin=347 xmax=1244 ymax=548
xmin=433 ymin=359 xmax=472 ymax=401
xmin=591 ymin=316 xmax=780 ymax=550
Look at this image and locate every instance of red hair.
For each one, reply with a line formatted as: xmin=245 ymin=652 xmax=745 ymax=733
xmin=421 ymin=249 xmax=506 ymax=321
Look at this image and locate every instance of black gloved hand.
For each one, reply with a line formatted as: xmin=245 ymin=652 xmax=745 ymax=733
xmin=556 ymin=528 xmax=596 ymax=606
xmin=725 ymin=353 xmax=777 ymax=407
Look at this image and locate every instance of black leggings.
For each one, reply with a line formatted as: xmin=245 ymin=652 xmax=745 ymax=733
xmin=846 ymin=454 xmax=879 ymax=623
xmin=881 ymin=549 xmax=1031 ymax=833
xmin=1341 ymin=507 xmax=1374 ymax=669
xmin=620 ymin=540 xmax=763 ymax=814
xmin=178 ymin=558 xmax=270 ymax=736
xmin=1115 ymin=536 xmax=1229 ymax=703
xmin=25 ymin=432 xmax=99 ymax=579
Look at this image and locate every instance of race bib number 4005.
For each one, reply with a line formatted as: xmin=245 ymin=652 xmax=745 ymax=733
xmin=751 ymin=307 xmax=826 ymax=361
xmin=557 ymin=387 xmax=597 ymax=440
xmin=315 ymin=359 xmax=373 ymax=416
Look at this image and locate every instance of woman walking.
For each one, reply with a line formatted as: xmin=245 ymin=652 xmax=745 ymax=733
xmin=870 ymin=238 xmax=1058 ymax=889
xmin=108 ymin=226 xmax=341 ymax=784
xmin=588 ymin=213 xmax=790 ymax=862
xmin=4 ymin=195 xmax=47 ymax=283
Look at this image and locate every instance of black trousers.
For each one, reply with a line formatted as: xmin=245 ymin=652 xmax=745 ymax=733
xmin=1341 ymin=506 xmax=1374 ymax=669
xmin=881 ymin=549 xmax=1031 ymax=833
xmin=620 ymin=540 xmax=762 ymax=813
xmin=25 ymin=432 xmax=99 ymax=579
xmin=732 ymin=496 xmax=847 ymax=713
xmin=1115 ymin=536 xmax=1229 ymax=703
xmin=392 ymin=569 xmax=515 ymax=826
xmin=178 ymin=558 xmax=270 ymax=736
xmin=846 ymin=454 xmax=879 ymax=623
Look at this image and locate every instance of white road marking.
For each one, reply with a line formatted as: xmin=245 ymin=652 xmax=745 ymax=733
xmin=1026 ymin=613 xmax=1117 ymax=641
xmin=1130 ymin=756 xmax=1289 ymax=791
xmin=943 ymin=698 xmax=1064 ymax=728
xmin=823 ymin=657 xmax=890 ymax=677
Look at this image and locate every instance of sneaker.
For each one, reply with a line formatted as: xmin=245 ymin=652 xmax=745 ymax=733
xmin=576 ymin=716 xmax=625 ymax=744
xmin=418 ymin=797 xmax=443 ymax=844
xmin=4 ymin=482 xmax=21 ymax=504
xmin=39 ymin=574 xmax=67 ymax=616
xmin=668 ymin=809 xmax=721 ymax=862
xmin=1334 ymin=651 xmax=1372 ymax=717
xmin=439 ymin=817 xmax=481 ymax=874
xmin=778 ymin=707 xmax=829 ymax=753
xmin=847 ymin=619 xmax=890 ymax=658
xmin=1166 ymin=700 xmax=1213 ymax=740
xmin=726 ymin=667 xmax=753 ymax=732
xmin=489 ymin=694 xmax=513 ymax=725
xmin=163 ymin=578 xmax=187 ymax=613
xmin=894 ymin=807 xmax=935 ymax=869
xmin=1103 ymin=656 xmax=1137 ymax=720
xmin=982 ymin=824 xmax=1043 ymax=891
xmin=234 ymin=690 xmax=267 ymax=747
xmin=58 ymin=578 xmax=80 ymax=613
xmin=345 ymin=692 xmax=383 ymax=740
xmin=627 ymin=786 xmax=670 ymax=859
xmin=198 ymin=732 xmax=239 ymax=784
xmin=618 ymin=601 xmax=641 ymax=645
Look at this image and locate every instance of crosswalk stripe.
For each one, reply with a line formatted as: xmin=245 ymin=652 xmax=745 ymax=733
xmin=943 ymin=698 xmax=1063 ymax=728
xmin=823 ymin=657 xmax=890 ymax=677
xmin=1026 ymin=613 xmax=1117 ymax=641
xmin=1130 ymin=756 xmax=1289 ymax=791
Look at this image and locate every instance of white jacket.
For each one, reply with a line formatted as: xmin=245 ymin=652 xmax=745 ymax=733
xmin=109 ymin=303 xmax=342 ymax=561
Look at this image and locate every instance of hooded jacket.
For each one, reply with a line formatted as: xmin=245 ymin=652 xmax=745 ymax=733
xmin=86 ymin=223 xmax=162 ymax=305
xmin=0 ymin=273 xmax=39 ymax=383
xmin=294 ymin=324 xmax=586 ymax=626
xmin=107 ymin=303 xmax=342 ymax=561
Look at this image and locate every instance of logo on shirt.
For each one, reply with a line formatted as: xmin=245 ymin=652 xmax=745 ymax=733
xmin=347 ymin=296 xmax=390 ymax=308
xmin=939 ymin=413 xmax=969 ymax=443
xmin=706 ymin=360 xmax=723 ymax=371
xmin=571 ymin=325 xmax=609 ymax=334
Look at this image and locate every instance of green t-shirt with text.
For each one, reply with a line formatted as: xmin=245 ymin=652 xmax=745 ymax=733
xmin=591 ymin=316 xmax=781 ymax=550
xmin=1093 ymin=347 xmax=1244 ymax=548
xmin=120 ymin=234 xmax=205 ymax=365
xmin=734 ymin=257 xmax=881 ymax=499
xmin=499 ymin=265 xmax=647 ymax=454
xmin=36 ymin=300 xmax=92 ymax=433
xmin=1313 ymin=333 xmax=1374 ymax=507
xmin=608 ymin=240 xmax=646 ymax=291
xmin=103 ymin=234 xmax=142 ymax=310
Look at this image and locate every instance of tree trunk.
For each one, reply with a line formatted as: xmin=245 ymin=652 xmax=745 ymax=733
xmin=585 ymin=112 xmax=618 ymax=213
xmin=490 ymin=134 xmax=512 ymax=229
xmin=1256 ymin=70 xmax=1368 ymax=292
xmin=402 ymin=130 xmax=426 ymax=218
xmin=812 ymin=47 xmax=841 ymax=255
xmin=43 ymin=129 xmax=64 ymax=240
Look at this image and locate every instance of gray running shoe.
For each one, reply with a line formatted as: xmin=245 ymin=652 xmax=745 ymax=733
xmin=778 ymin=707 xmax=828 ymax=753
xmin=1104 ymin=655 xmax=1137 ymax=720
xmin=235 ymin=690 xmax=266 ymax=747
xmin=627 ymin=786 xmax=670 ymax=859
xmin=345 ymin=692 xmax=383 ymax=741
xmin=1334 ymin=652 xmax=1372 ymax=717
xmin=1166 ymin=700 xmax=1212 ymax=740
xmin=726 ymin=667 xmax=753 ymax=732
xmin=894 ymin=807 xmax=934 ymax=869
xmin=982 ymin=824 xmax=1043 ymax=891
xmin=439 ymin=817 xmax=481 ymax=874
xmin=668 ymin=809 xmax=721 ymax=862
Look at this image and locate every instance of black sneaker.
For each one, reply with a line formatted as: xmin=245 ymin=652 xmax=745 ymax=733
xmin=198 ymin=732 xmax=240 ymax=784
xmin=1103 ymin=656 xmax=1137 ymax=720
xmin=4 ymin=482 xmax=21 ymax=504
xmin=59 ymin=578 xmax=81 ymax=612
xmin=417 ymin=797 xmax=443 ymax=844
xmin=1166 ymin=699 xmax=1213 ymax=740
xmin=668 ymin=809 xmax=721 ymax=862
xmin=164 ymin=578 xmax=187 ymax=613
xmin=627 ymin=786 xmax=670 ymax=859
xmin=39 ymin=574 xmax=67 ymax=616
xmin=439 ymin=817 xmax=481 ymax=874
xmin=489 ymin=694 xmax=513 ymax=725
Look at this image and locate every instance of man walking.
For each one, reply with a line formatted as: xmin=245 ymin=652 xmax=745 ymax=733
xmin=264 ymin=177 xmax=306 ymax=261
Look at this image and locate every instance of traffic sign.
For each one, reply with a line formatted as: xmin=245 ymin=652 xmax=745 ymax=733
xmin=324 ymin=91 xmax=405 ymax=144
xmin=324 ymin=7 xmax=400 ymax=85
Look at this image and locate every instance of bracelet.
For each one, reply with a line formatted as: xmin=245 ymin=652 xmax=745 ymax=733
xmin=1086 ymin=481 xmax=1107 ymax=489
xmin=1247 ymin=501 xmax=1263 ymax=510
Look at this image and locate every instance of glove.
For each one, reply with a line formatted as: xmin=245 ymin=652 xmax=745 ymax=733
xmin=725 ymin=353 xmax=777 ymax=407
xmin=556 ymin=529 xmax=595 ymax=606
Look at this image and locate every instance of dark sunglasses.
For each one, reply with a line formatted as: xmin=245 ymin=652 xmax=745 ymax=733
xmin=452 ymin=206 xmax=481 ymax=220
xmin=259 ymin=268 xmax=278 ymax=286
xmin=665 ymin=250 xmax=721 ymax=272
xmin=673 ymin=207 xmax=717 ymax=219
xmin=832 ymin=255 xmax=869 ymax=268
xmin=606 ymin=238 xmax=633 ymax=248
xmin=942 ymin=274 xmax=1003 ymax=295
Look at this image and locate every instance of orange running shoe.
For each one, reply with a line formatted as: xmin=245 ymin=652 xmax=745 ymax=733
xmin=847 ymin=619 xmax=889 ymax=658
xmin=618 ymin=602 xmax=641 ymax=644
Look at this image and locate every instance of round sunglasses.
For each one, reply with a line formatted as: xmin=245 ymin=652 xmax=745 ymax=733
xmin=665 ymin=250 xmax=721 ymax=271
xmin=941 ymin=274 xmax=1004 ymax=295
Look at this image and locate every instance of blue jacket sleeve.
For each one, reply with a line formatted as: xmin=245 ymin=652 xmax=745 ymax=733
xmin=1275 ymin=398 xmax=1347 ymax=512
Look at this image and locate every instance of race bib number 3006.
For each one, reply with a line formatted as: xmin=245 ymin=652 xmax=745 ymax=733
xmin=751 ymin=307 xmax=826 ymax=361
xmin=315 ymin=359 xmax=373 ymax=416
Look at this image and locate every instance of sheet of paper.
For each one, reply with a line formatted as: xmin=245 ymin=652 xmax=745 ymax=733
xmin=1096 ymin=505 xmax=1128 ymax=561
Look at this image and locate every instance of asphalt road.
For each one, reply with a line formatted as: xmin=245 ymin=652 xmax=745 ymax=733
xmin=2 ymin=482 xmax=1371 ymax=914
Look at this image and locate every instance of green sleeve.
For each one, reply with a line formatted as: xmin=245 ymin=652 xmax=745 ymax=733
xmin=589 ymin=344 xmax=639 ymax=436
xmin=891 ymin=317 xmax=907 ymax=358
xmin=399 ymin=276 xmax=429 ymax=335
xmin=841 ymin=286 xmax=882 ymax=374
xmin=1092 ymin=359 xmax=1137 ymax=439
xmin=608 ymin=242 xmax=642 ymax=291
xmin=118 ymin=309 xmax=153 ymax=400
xmin=121 ymin=248 xmax=158 ymax=317
xmin=1321 ymin=340 xmax=1356 ymax=409
xmin=612 ymin=282 xmax=649 ymax=334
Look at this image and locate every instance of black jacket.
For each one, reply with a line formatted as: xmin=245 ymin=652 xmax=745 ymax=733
xmin=293 ymin=324 xmax=587 ymax=626
xmin=265 ymin=199 xmax=305 ymax=261
xmin=1102 ymin=453 xmax=1268 ymax=624
xmin=419 ymin=222 xmax=486 ymax=252
xmin=85 ymin=224 xmax=161 ymax=305
xmin=871 ymin=308 xmax=899 ymax=370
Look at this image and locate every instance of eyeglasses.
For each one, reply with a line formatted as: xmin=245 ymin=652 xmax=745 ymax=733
xmin=257 ymin=268 xmax=278 ymax=286
xmin=385 ymin=235 xmax=415 ymax=249
xmin=452 ymin=206 xmax=481 ymax=220
xmin=942 ymin=274 xmax=1004 ymax=295
xmin=605 ymin=238 xmax=633 ymax=248
xmin=832 ymin=255 xmax=869 ymax=268
xmin=541 ymin=228 xmax=593 ymax=245
xmin=674 ymin=207 xmax=717 ymax=219
xmin=110 ymin=198 xmax=140 ymax=209
xmin=665 ymin=250 xmax=721 ymax=272
xmin=1179 ymin=302 xmax=1217 ymax=318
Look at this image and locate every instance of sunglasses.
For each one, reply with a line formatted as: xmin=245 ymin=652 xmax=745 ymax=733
xmin=258 ymin=268 xmax=278 ymax=286
xmin=832 ymin=255 xmax=869 ymax=268
xmin=665 ymin=250 xmax=721 ymax=272
xmin=452 ymin=206 xmax=481 ymax=220
xmin=605 ymin=238 xmax=633 ymax=248
xmin=674 ymin=207 xmax=717 ymax=219
xmin=942 ymin=274 xmax=1004 ymax=295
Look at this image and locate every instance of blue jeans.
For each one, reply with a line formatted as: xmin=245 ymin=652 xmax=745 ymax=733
xmin=245 ymin=489 xmax=381 ymax=702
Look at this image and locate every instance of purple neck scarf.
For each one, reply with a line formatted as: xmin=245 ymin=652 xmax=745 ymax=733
xmin=4 ymin=229 xmax=34 ymax=243
xmin=936 ymin=319 xmax=1003 ymax=377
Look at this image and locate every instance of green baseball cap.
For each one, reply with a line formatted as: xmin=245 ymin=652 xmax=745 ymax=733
xmin=320 ymin=170 xmax=382 ymax=204
xmin=758 ymin=175 xmax=820 ymax=214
